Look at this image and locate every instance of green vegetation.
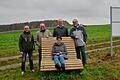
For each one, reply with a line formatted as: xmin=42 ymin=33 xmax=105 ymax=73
xmin=0 ymin=25 xmax=111 ymax=57
xmin=0 ymin=24 xmax=120 ymax=80
xmin=0 ymin=48 xmax=120 ymax=80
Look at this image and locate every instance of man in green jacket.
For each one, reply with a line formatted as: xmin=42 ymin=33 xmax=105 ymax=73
xmin=19 ymin=25 xmax=35 ymax=75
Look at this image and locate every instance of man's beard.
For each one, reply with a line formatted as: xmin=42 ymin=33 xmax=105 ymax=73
xmin=40 ymin=30 xmax=45 ymax=32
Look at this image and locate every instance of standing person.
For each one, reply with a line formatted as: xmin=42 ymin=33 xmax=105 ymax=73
xmin=53 ymin=19 xmax=69 ymax=37
xmin=36 ymin=23 xmax=52 ymax=70
xmin=19 ymin=25 xmax=35 ymax=75
xmin=70 ymin=19 xmax=87 ymax=66
xmin=52 ymin=36 xmax=67 ymax=70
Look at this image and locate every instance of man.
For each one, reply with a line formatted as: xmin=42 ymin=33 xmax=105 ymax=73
xmin=36 ymin=23 xmax=52 ymax=70
xmin=19 ymin=25 xmax=35 ymax=75
xmin=52 ymin=36 xmax=67 ymax=70
xmin=53 ymin=19 xmax=68 ymax=37
xmin=70 ymin=19 xmax=87 ymax=66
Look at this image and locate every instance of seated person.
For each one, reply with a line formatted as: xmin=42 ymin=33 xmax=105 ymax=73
xmin=52 ymin=36 xmax=67 ymax=70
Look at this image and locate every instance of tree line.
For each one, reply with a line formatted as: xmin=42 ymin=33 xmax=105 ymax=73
xmin=0 ymin=20 xmax=70 ymax=32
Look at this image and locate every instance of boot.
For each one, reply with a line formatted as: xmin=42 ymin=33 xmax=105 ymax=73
xmin=55 ymin=64 xmax=61 ymax=70
xmin=61 ymin=64 xmax=65 ymax=70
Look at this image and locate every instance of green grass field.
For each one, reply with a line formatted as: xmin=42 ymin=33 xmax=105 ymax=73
xmin=0 ymin=25 xmax=112 ymax=57
xmin=0 ymin=25 xmax=120 ymax=80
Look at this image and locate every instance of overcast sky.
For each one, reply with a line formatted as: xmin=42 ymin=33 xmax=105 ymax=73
xmin=0 ymin=0 xmax=120 ymax=25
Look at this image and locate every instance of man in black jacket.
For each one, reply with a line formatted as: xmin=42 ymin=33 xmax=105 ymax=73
xmin=53 ymin=19 xmax=68 ymax=37
xmin=70 ymin=19 xmax=87 ymax=66
xmin=19 ymin=25 xmax=35 ymax=75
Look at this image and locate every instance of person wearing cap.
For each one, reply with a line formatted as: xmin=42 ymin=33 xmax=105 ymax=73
xmin=19 ymin=25 xmax=35 ymax=75
xmin=52 ymin=36 xmax=67 ymax=70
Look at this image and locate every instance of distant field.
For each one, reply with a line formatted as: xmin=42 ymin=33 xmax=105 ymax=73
xmin=0 ymin=24 xmax=118 ymax=57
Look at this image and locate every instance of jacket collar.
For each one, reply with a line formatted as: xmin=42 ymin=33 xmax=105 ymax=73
xmin=23 ymin=31 xmax=30 ymax=34
xmin=54 ymin=42 xmax=63 ymax=46
xmin=57 ymin=25 xmax=64 ymax=28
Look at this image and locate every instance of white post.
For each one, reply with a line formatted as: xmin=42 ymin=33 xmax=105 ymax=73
xmin=110 ymin=6 xmax=113 ymax=56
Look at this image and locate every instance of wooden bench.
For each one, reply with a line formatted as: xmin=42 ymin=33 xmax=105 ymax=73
xmin=40 ymin=37 xmax=83 ymax=71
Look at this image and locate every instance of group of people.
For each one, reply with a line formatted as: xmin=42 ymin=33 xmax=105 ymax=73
xmin=19 ymin=19 xmax=87 ymax=75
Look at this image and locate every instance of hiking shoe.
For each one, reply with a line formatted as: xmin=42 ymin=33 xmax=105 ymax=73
xmin=55 ymin=64 xmax=61 ymax=70
xmin=30 ymin=69 xmax=35 ymax=72
xmin=21 ymin=71 xmax=24 ymax=75
xmin=61 ymin=64 xmax=65 ymax=70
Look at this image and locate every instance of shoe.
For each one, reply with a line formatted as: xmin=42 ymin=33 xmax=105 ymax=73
xmin=55 ymin=64 xmax=61 ymax=70
xmin=61 ymin=64 xmax=65 ymax=70
xmin=30 ymin=69 xmax=35 ymax=72
xmin=21 ymin=71 xmax=24 ymax=75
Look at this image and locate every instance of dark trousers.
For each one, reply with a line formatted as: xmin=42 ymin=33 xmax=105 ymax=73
xmin=21 ymin=51 xmax=33 ymax=71
xmin=38 ymin=49 xmax=41 ymax=70
xmin=75 ymin=46 xmax=86 ymax=66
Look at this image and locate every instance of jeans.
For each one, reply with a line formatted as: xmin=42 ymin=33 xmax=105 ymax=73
xmin=21 ymin=51 xmax=33 ymax=71
xmin=53 ymin=54 xmax=65 ymax=65
xmin=75 ymin=46 xmax=86 ymax=66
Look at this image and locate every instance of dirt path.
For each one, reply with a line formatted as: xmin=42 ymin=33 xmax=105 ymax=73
xmin=0 ymin=53 xmax=39 ymax=61
xmin=0 ymin=40 xmax=120 ymax=62
xmin=0 ymin=45 xmax=120 ymax=70
xmin=0 ymin=60 xmax=38 ymax=70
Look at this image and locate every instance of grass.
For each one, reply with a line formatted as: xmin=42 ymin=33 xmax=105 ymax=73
xmin=0 ymin=24 xmax=120 ymax=80
xmin=0 ymin=48 xmax=120 ymax=80
xmin=0 ymin=25 xmax=112 ymax=57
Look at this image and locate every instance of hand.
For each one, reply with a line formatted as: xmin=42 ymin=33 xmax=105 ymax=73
xmin=19 ymin=52 xmax=23 ymax=55
xmin=75 ymin=36 xmax=78 ymax=39
xmin=56 ymin=53 xmax=60 ymax=55
xmin=59 ymin=52 xmax=62 ymax=55
xmin=46 ymin=35 xmax=49 ymax=38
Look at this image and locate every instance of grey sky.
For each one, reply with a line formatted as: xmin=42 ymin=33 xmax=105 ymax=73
xmin=0 ymin=0 xmax=120 ymax=25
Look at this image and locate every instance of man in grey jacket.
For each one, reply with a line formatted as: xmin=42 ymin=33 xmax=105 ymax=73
xmin=36 ymin=23 xmax=52 ymax=69
xmin=53 ymin=19 xmax=68 ymax=37
xmin=70 ymin=19 xmax=87 ymax=66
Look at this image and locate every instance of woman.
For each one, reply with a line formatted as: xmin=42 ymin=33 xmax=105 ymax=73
xmin=52 ymin=36 xmax=67 ymax=70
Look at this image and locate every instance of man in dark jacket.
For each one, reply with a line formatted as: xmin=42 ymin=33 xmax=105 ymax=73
xmin=70 ymin=19 xmax=87 ymax=66
xmin=19 ymin=25 xmax=35 ymax=75
xmin=53 ymin=19 xmax=68 ymax=37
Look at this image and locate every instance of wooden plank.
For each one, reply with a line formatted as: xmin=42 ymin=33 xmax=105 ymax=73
xmin=42 ymin=42 xmax=74 ymax=44
xmin=42 ymin=57 xmax=76 ymax=60
xmin=41 ymin=59 xmax=82 ymax=63
xmin=41 ymin=66 xmax=83 ymax=71
xmin=41 ymin=37 xmax=83 ymax=71
xmin=42 ymin=54 xmax=76 ymax=56
xmin=42 ymin=40 xmax=74 ymax=42
xmin=41 ymin=62 xmax=82 ymax=65
xmin=42 ymin=51 xmax=76 ymax=53
xmin=41 ymin=65 xmax=83 ymax=69
xmin=41 ymin=58 xmax=77 ymax=61
xmin=42 ymin=62 xmax=82 ymax=65
xmin=42 ymin=44 xmax=75 ymax=47
xmin=41 ymin=67 xmax=83 ymax=71
xmin=42 ymin=45 xmax=75 ymax=47
xmin=42 ymin=47 xmax=75 ymax=49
